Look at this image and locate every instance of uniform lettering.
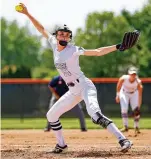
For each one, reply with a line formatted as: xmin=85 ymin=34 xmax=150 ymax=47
xmin=55 ymin=63 xmax=72 ymax=77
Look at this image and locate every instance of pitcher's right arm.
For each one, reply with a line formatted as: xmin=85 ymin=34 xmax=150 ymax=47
xmin=16 ymin=3 xmax=49 ymax=39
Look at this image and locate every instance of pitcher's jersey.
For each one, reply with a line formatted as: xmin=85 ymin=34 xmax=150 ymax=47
xmin=48 ymin=34 xmax=85 ymax=83
xmin=121 ymin=75 xmax=141 ymax=92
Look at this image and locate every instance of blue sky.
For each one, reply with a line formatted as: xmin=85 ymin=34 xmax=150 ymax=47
xmin=1 ymin=0 xmax=147 ymax=35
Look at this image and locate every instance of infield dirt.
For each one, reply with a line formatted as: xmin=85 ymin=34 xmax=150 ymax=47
xmin=1 ymin=129 xmax=151 ymax=159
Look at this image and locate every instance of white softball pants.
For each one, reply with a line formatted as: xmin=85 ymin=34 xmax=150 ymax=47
xmin=119 ymin=89 xmax=139 ymax=113
xmin=46 ymin=77 xmax=101 ymax=122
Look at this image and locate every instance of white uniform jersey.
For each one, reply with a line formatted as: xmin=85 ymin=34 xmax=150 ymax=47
xmin=121 ymin=75 xmax=141 ymax=93
xmin=48 ymin=34 xmax=85 ymax=83
xmin=47 ymin=33 xmax=101 ymax=122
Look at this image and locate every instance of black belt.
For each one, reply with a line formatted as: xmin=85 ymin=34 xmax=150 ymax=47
xmin=67 ymin=79 xmax=79 ymax=87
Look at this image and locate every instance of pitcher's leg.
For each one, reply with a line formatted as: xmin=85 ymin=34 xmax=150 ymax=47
xmin=82 ymin=80 xmax=132 ymax=152
xmin=45 ymin=95 xmax=57 ymax=132
xmin=47 ymin=91 xmax=82 ymax=122
xmin=46 ymin=91 xmax=82 ymax=150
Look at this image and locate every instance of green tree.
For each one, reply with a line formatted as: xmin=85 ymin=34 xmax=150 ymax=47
xmin=121 ymin=0 xmax=151 ymax=76
xmin=32 ymin=48 xmax=58 ymax=78
xmin=32 ymin=24 xmax=60 ymax=78
xmin=74 ymin=12 xmax=135 ymax=77
xmin=74 ymin=1 xmax=151 ymax=77
xmin=1 ymin=18 xmax=41 ymax=78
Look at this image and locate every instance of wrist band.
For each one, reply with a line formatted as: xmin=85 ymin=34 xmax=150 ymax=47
xmin=116 ymin=44 xmax=121 ymax=49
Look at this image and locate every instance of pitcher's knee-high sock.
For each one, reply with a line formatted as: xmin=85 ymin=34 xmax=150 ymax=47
xmin=50 ymin=120 xmax=66 ymax=147
xmin=107 ymin=123 xmax=126 ymax=141
xmin=92 ymin=113 xmax=126 ymax=141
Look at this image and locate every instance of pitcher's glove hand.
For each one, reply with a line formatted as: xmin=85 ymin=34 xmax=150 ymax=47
xmin=116 ymin=30 xmax=140 ymax=51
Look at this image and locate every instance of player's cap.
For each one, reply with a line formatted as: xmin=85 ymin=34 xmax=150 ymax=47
xmin=53 ymin=24 xmax=72 ymax=39
xmin=128 ymin=67 xmax=138 ymax=74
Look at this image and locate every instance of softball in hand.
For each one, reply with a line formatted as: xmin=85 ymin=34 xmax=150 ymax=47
xmin=15 ymin=5 xmax=23 ymax=11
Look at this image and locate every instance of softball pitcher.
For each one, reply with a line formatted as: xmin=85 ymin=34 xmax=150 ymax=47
xmin=116 ymin=66 xmax=143 ymax=135
xmin=16 ymin=3 xmax=140 ymax=154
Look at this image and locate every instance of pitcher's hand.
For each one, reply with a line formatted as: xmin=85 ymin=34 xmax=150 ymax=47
xmin=15 ymin=3 xmax=29 ymax=15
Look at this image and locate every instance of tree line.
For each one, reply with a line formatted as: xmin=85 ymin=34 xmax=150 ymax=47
xmin=1 ymin=0 xmax=151 ymax=78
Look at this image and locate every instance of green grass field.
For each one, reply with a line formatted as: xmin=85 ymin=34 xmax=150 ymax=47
xmin=1 ymin=117 xmax=151 ymax=129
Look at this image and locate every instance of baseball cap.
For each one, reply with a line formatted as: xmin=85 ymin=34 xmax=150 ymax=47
xmin=128 ymin=67 xmax=138 ymax=74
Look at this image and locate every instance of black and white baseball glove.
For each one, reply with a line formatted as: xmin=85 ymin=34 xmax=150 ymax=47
xmin=116 ymin=30 xmax=140 ymax=51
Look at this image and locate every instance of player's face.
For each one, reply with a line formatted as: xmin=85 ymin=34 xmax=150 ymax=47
xmin=56 ymin=31 xmax=71 ymax=42
xmin=129 ymin=73 xmax=137 ymax=80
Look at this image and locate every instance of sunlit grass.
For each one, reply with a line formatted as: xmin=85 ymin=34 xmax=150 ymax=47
xmin=1 ymin=117 xmax=151 ymax=129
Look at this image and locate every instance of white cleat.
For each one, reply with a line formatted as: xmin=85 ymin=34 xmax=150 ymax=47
xmin=119 ymin=139 xmax=133 ymax=153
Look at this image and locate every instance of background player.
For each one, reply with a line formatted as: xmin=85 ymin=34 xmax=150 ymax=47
xmin=44 ymin=75 xmax=87 ymax=132
xmin=16 ymin=2 xmax=140 ymax=154
xmin=115 ymin=66 xmax=143 ymax=136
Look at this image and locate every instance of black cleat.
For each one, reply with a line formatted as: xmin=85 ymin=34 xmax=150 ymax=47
xmin=119 ymin=139 xmax=133 ymax=153
xmin=52 ymin=144 xmax=68 ymax=153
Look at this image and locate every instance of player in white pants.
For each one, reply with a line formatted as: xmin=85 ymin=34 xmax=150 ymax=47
xmin=17 ymin=3 xmax=133 ymax=154
xmin=115 ymin=67 xmax=143 ymax=135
